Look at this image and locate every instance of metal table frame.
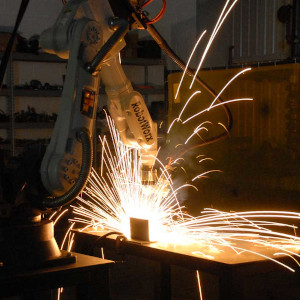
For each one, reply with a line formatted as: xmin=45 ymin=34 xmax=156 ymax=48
xmin=73 ymin=230 xmax=300 ymax=300
xmin=0 ymin=250 xmax=114 ymax=300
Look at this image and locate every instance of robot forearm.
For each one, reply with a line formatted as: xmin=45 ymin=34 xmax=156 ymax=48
xmin=101 ymin=55 xmax=158 ymax=170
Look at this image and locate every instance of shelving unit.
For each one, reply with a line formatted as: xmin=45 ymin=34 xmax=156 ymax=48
xmin=0 ymin=52 xmax=167 ymax=157
xmin=0 ymin=52 xmax=67 ymax=156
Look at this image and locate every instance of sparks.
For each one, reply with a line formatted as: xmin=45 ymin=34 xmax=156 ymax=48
xmin=190 ymin=0 xmax=239 ymax=89
xmin=71 ymin=115 xmax=185 ymax=242
xmin=69 ymin=116 xmax=300 ymax=272
xmin=61 ymin=0 xmax=300 ymax=277
xmin=182 ymin=98 xmax=253 ymax=124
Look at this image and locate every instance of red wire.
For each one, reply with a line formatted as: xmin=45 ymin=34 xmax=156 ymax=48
xmin=145 ymin=0 xmax=166 ymax=24
xmin=141 ymin=0 xmax=154 ymax=8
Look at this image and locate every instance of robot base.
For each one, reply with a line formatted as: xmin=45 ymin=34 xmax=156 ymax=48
xmin=0 ymin=219 xmax=76 ymax=270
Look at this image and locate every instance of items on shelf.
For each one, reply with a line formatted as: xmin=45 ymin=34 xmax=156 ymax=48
xmin=0 ymin=106 xmax=57 ymax=123
xmin=0 ymin=138 xmax=50 ymax=147
xmin=14 ymin=106 xmax=57 ymax=123
xmin=0 ymin=110 xmax=9 ymax=122
xmin=0 ymin=29 xmax=40 ymax=54
xmin=14 ymin=80 xmax=63 ymax=91
xmin=16 ymin=35 xmax=40 ymax=54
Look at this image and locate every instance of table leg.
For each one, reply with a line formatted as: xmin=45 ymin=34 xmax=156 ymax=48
xmin=160 ymin=263 xmax=171 ymax=300
xmin=219 ymin=268 xmax=233 ymax=300
xmin=76 ymin=269 xmax=111 ymax=300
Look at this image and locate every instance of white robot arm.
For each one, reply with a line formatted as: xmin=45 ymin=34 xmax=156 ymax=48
xmin=39 ymin=0 xmax=157 ymax=208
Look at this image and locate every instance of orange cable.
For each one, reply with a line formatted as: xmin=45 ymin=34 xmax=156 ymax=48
xmin=141 ymin=0 xmax=154 ymax=8
xmin=146 ymin=0 xmax=166 ymax=24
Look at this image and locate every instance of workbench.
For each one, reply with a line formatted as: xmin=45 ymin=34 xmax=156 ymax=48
xmin=0 ymin=250 xmax=114 ymax=300
xmin=74 ymin=229 xmax=300 ymax=300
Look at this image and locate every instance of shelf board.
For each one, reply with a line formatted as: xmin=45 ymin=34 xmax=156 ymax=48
xmin=0 ymin=89 xmax=62 ymax=97
xmin=0 ymin=85 xmax=164 ymax=98
xmin=1 ymin=52 xmax=165 ymax=66
xmin=0 ymin=52 xmax=67 ymax=63
xmin=0 ymin=120 xmax=108 ymax=129
xmin=0 ymin=122 xmax=55 ymax=129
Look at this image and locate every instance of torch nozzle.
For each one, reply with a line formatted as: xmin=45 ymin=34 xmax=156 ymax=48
xmin=141 ymin=168 xmax=157 ymax=185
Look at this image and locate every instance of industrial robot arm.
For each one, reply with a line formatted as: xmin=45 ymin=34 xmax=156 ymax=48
xmin=39 ymin=0 xmax=157 ymax=209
